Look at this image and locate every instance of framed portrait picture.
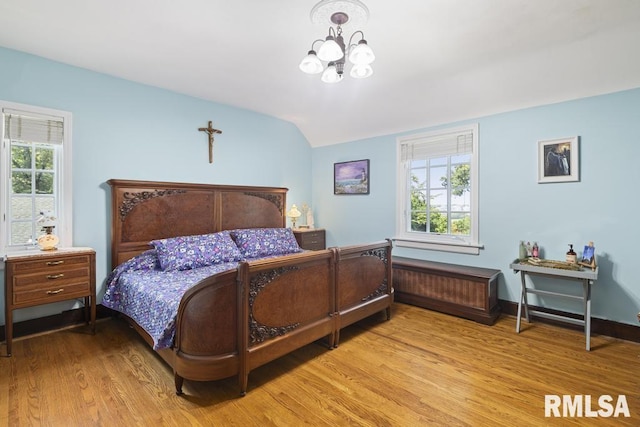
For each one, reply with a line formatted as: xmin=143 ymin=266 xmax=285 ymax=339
xmin=581 ymin=245 xmax=595 ymax=263
xmin=334 ymin=159 xmax=369 ymax=195
xmin=579 ymin=242 xmax=597 ymax=270
xmin=537 ymin=136 xmax=579 ymax=183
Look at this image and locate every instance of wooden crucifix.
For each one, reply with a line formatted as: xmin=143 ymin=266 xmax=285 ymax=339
xmin=198 ymin=121 xmax=222 ymax=163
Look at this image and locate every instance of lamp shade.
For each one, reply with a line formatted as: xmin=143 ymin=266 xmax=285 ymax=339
xmin=37 ymin=211 xmax=56 ymax=228
xmin=299 ymin=50 xmax=324 ymax=74
xmin=321 ymin=63 xmax=342 ymax=83
xmin=350 ymin=63 xmax=373 ymax=78
xmin=287 ymin=204 xmax=302 ymax=219
xmin=348 ymin=39 xmax=375 ymax=65
xmin=317 ymin=37 xmax=343 ymax=62
xmin=287 ymin=204 xmax=302 ymax=228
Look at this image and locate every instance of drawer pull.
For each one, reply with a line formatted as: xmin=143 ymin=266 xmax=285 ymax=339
xmin=46 ymin=260 xmax=65 ymax=266
xmin=46 ymin=289 xmax=64 ymax=295
xmin=46 ymin=274 xmax=65 ymax=280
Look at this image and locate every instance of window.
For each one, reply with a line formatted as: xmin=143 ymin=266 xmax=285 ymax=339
xmin=1 ymin=101 xmax=72 ymax=255
xmin=395 ymin=124 xmax=480 ymax=254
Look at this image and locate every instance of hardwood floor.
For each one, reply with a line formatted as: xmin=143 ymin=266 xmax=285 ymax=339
xmin=1 ymin=303 xmax=638 ymax=426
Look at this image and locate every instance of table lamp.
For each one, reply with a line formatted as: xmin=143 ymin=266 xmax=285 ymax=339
xmin=36 ymin=211 xmax=59 ymax=251
xmin=287 ymin=204 xmax=302 ymax=229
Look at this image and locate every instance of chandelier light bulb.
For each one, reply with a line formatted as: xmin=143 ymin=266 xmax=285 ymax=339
xmin=299 ymin=50 xmax=324 ymax=74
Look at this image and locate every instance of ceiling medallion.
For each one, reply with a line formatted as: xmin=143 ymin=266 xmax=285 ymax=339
xmin=310 ymin=0 xmax=370 ymax=29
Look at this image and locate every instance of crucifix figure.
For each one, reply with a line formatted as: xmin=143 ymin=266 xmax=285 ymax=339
xmin=198 ymin=121 xmax=222 ymax=163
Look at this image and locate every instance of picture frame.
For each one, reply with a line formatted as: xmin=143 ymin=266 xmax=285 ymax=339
xmin=334 ymin=159 xmax=370 ymax=195
xmin=579 ymin=242 xmax=597 ymax=271
xmin=581 ymin=245 xmax=595 ymax=264
xmin=537 ymin=136 xmax=579 ymax=183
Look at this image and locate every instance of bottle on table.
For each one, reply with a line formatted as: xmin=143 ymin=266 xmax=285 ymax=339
xmin=566 ymin=244 xmax=577 ymax=263
xmin=519 ymin=241 xmax=527 ymax=259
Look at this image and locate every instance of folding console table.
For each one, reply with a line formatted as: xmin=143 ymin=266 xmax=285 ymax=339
xmin=510 ymin=261 xmax=598 ymax=351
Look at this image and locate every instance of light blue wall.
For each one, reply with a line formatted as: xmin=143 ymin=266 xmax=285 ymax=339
xmin=3 ymin=44 xmax=639 ymax=328
xmin=313 ymin=88 xmax=640 ymax=326
xmin=0 ymin=47 xmax=312 ymax=323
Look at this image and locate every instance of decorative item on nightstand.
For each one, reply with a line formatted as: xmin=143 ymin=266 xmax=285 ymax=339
xmin=287 ymin=204 xmax=302 ymax=229
xmin=36 ymin=211 xmax=59 ymax=251
xmin=299 ymin=203 xmax=315 ymax=229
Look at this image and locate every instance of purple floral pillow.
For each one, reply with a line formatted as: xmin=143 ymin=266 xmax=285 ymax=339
xmin=150 ymin=231 xmax=243 ymax=271
xmin=230 ymin=228 xmax=302 ymax=259
xmin=130 ymin=249 xmax=161 ymax=271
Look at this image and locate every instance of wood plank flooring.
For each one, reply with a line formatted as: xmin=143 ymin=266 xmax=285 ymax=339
xmin=1 ymin=303 xmax=639 ymax=426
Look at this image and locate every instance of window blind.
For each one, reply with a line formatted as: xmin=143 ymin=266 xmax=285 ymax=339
xmin=3 ymin=109 xmax=64 ymax=145
xmin=401 ymin=130 xmax=473 ymax=161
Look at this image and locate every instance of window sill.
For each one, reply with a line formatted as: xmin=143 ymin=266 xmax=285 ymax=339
xmin=393 ymin=238 xmax=483 ymax=255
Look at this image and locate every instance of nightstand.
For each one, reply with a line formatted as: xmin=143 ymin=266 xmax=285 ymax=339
xmin=4 ymin=247 xmax=96 ymax=356
xmin=293 ymin=228 xmax=326 ymax=250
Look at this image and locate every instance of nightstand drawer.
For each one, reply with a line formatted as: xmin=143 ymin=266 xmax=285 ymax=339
xmin=300 ymin=232 xmax=323 ymax=245
xmin=12 ymin=266 xmax=90 ymax=288
xmin=11 ymin=254 xmax=91 ymax=274
xmin=13 ymin=280 xmax=91 ymax=306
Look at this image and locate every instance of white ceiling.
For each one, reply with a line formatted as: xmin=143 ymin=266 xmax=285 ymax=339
xmin=1 ymin=0 xmax=640 ymax=147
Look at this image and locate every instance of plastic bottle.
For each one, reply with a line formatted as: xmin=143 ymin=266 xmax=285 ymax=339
xmin=532 ymin=242 xmax=539 ymax=258
xmin=566 ymin=244 xmax=577 ymax=263
xmin=519 ymin=241 xmax=527 ymax=259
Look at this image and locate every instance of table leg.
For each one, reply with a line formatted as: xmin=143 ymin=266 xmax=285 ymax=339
xmin=91 ymin=295 xmax=96 ymax=334
xmin=522 ymin=275 xmax=530 ymax=322
xmin=84 ymin=296 xmax=90 ymax=324
xmin=516 ymin=272 xmax=527 ymax=333
xmin=584 ymin=279 xmax=592 ymax=351
xmin=5 ymin=307 xmax=12 ymax=357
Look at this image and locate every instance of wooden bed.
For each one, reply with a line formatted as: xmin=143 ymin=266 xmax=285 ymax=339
xmin=107 ymin=179 xmax=393 ymax=395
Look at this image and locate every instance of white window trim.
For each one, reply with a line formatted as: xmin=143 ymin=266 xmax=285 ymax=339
xmin=394 ymin=123 xmax=481 ymax=255
xmin=1 ymin=100 xmax=73 ymax=260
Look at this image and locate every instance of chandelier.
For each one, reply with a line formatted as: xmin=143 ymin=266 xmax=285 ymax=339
xmin=299 ymin=0 xmax=375 ymax=83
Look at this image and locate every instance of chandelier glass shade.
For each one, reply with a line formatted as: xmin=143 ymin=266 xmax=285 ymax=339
xmin=299 ymin=0 xmax=375 ymax=83
xmin=348 ymin=39 xmax=375 ymax=64
xmin=299 ymin=51 xmax=324 ymax=74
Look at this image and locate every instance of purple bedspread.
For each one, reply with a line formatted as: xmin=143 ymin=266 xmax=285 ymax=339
xmin=102 ymin=250 xmax=239 ymax=350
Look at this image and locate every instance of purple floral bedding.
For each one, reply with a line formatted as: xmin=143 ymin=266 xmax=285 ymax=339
xmin=102 ymin=229 xmax=303 ymax=350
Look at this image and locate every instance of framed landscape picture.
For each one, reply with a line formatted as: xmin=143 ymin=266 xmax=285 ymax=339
xmin=334 ymin=159 xmax=369 ymax=195
xmin=537 ymin=136 xmax=579 ymax=183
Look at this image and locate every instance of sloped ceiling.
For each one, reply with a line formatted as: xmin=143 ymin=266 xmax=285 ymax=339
xmin=1 ymin=0 xmax=640 ymax=147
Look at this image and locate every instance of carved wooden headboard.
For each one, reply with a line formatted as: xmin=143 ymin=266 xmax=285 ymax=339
xmin=107 ymin=179 xmax=288 ymax=268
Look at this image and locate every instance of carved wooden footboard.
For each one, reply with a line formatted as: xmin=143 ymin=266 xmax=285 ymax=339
xmin=171 ymin=269 xmax=240 ymax=394
xmin=238 ymin=250 xmax=336 ymax=394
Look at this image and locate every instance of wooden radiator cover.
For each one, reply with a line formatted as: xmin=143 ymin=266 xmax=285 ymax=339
xmin=392 ymin=257 xmax=501 ymax=325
